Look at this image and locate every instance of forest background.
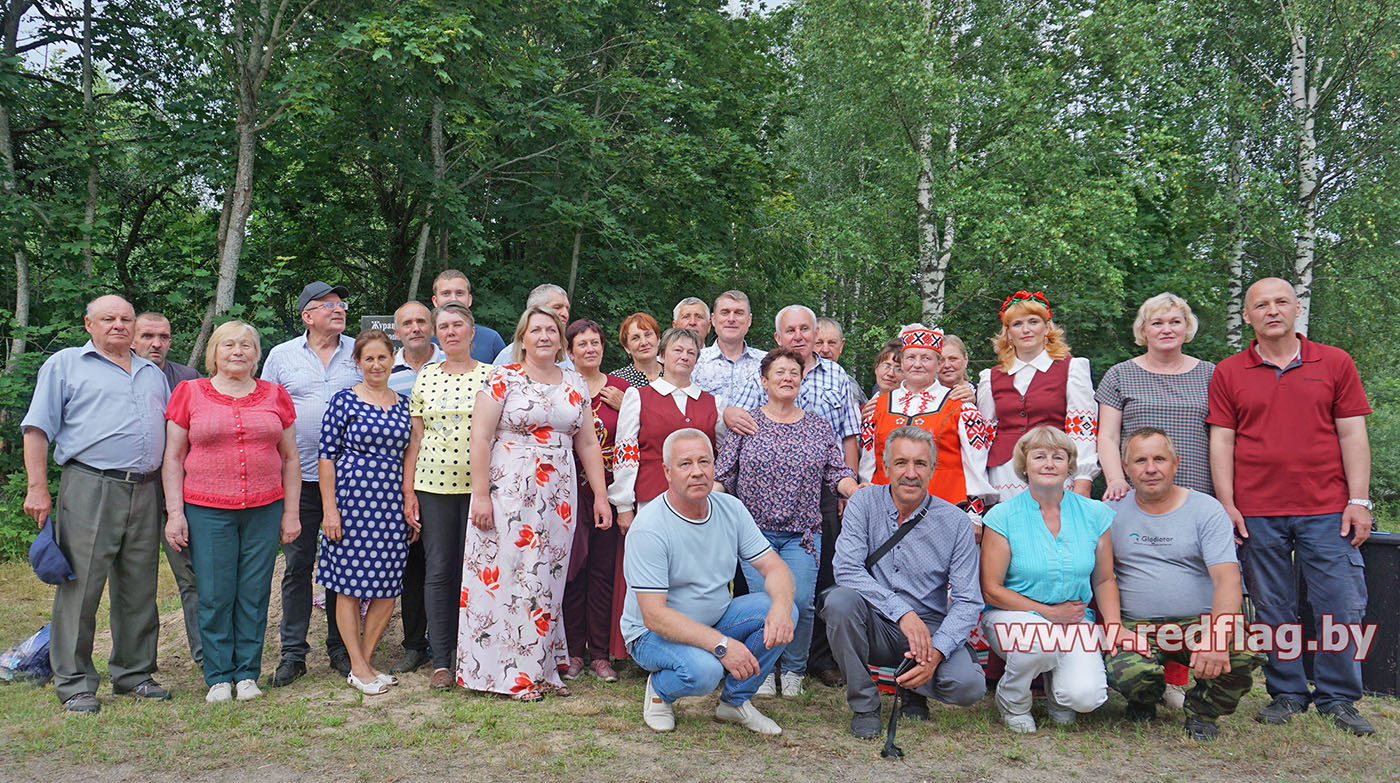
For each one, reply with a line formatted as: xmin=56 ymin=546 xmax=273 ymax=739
xmin=1 ymin=0 xmax=1397 ymax=555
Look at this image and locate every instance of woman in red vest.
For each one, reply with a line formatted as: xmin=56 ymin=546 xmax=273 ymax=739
xmin=608 ymin=327 xmax=722 ymax=531
xmin=975 ymin=291 xmax=1098 ymax=501
xmin=858 ymin=324 xmax=995 ymax=521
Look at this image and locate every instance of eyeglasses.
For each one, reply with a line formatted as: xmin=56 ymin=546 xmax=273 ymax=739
xmin=305 ymin=301 xmax=349 ymax=313
xmin=876 ymin=362 xmax=900 ymax=373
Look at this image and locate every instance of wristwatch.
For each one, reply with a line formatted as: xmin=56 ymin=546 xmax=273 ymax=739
xmin=1347 ymin=498 xmax=1374 ymax=511
xmin=712 ymin=637 xmax=729 ymax=659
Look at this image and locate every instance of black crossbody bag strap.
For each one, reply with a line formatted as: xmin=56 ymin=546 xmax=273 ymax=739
xmin=864 ymin=503 xmax=930 ymax=574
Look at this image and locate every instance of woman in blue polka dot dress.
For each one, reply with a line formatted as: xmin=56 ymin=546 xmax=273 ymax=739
xmin=317 ymin=330 xmax=413 ymax=695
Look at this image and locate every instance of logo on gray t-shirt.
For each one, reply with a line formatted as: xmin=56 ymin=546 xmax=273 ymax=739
xmin=1108 ymin=490 xmax=1238 ymax=620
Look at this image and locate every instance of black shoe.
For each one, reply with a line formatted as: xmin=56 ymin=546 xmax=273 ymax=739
xmin=62 ymin=692 xmax=100 ymax=713
xmin=272 ymin=659 xmax=307 ymax=688
xmin=115 ymin=678 xmax=171 ymax=700
xmin=329 ymin=649 xmax=353 ymax=678
xmin=1318 ymin=703 xmax=1376 ymax=736
xmin=1125 ymin=701 xmax=1157 ymax=723
xmin=1184 ymin=715 xmax=1219 ymax=741
xmin=850 ymin=710 xmax=882 ymax=739
xmin=899 ymin=692 xmax=930 ymax=721
xmin=814 ymin=668 xmax=845 ymax=688
xmin=1255 ymin=696 xmax=1306 ymax=725
xmin=390 ymin=648 xmax=431 ymax=674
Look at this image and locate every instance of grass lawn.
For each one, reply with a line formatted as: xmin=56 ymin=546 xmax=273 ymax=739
xmin=0 ymin=557 xmax=1395 ymax=782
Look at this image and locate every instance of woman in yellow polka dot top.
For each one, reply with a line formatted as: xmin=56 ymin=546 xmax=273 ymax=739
xmin=404 ymin=301 xmax=494 ymax=689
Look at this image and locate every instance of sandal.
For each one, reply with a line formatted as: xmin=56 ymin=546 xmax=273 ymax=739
xmin=554 ymin=684 xmax=572 ymax=698
xmin=512 ymin=688 xmax=544 ymax=703
xmin=348 ymin=673 xmax=388 ymax=696
xmin=376 ymin=672 xmax=399 ymax=687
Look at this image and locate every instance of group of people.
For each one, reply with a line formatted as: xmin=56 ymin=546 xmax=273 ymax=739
xmin=20 ymin=274 xmax=1376 ymax=744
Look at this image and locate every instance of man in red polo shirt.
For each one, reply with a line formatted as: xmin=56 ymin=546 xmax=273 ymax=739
xmin=1207 ymin=277 xmax=1374 ymax=736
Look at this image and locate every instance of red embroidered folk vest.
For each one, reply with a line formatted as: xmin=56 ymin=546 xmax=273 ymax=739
xmin=635 ymin=385 xmax=718 ymax=505
xmin=987 ymin=358 xmax=1069 ymax=468
xmin=868 ymin=390 xmax=967 ymax=505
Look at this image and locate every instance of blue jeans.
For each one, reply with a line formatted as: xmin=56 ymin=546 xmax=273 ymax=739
xmin=628 ymin=593 xmax=797 ymax=705
xmin=1241 ymin=513 xmax=1367 ymax=709
xmin=740 ymin=531 xmax=818 ymax=674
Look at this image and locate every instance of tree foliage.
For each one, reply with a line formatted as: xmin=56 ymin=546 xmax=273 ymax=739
xmin=0 ymin=0 xmax=1397 ymax=549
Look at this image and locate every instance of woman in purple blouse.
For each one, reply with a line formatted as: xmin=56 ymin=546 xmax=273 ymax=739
xmin=715 ymin=347 xmax=859 ymax=698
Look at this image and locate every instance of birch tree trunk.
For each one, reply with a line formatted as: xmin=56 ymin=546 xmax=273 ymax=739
xmin=1224 ymin=133 xmax=1246 ymax=350
xmin=915 ymin=0 xmax=957 ymax=325
xmin=1288 ymin=26 xmax=1319 ymax=335
xmin=81 ymin=0 xmax=96 ymax=276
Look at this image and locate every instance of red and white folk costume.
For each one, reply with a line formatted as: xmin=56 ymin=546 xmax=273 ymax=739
xmin=858 ymin=324 xmax=995 ymax=516
xmin=975 ymin=292 xmax=1098 ymax=501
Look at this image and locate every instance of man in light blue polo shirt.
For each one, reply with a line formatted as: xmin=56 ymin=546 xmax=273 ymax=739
xmin=622 ymin=428 xmax=798 ymax=735
xmin=22 ymin=294 xmax=171 ymax=712
xmin=260 ymin=280 xmax=361 ymax=686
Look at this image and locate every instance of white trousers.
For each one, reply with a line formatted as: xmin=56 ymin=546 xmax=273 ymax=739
xmin=981 ymin=609 xmax=1108 ymax=716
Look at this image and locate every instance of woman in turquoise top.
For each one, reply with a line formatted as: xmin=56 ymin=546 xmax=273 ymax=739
xmin=979 ymin=425 xmax=1138 ymax=734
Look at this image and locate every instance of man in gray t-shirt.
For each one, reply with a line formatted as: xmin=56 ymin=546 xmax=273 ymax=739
xmin=1103 ymin=428 xmax=1263 ymax=741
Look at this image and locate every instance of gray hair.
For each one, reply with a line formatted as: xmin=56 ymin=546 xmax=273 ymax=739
xmin=815 ymin=317 xmax=844 ymax=338
xmin=432 ymin=301 xmax=476 ymax=328
xmin=882 ymin=425 xmax=936 ymax=469
xmin=714 ymin=290 xmax=750 ymax=311
xmin=658 ymin=327 xmax=701 ymax=357
xmin=773 ymin=304 xmax=817 ymax=333
xmin=662 ymin=427 xmax=713 ymax=465
xmin=526 ymin=283 xmax=569 ymax=309
xmin=673 ymin=296 xmax=710 ymax=320
xmin=86 ymin=294 xmax=133 ymax=319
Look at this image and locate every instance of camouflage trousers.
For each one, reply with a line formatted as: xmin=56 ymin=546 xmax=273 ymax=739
xmin=1105 ymin=617 xmax=1265 ymax=723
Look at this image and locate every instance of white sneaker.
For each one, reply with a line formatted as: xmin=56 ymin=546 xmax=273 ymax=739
xmin=205 ymin=682 xmax=233 ymax=703
xmin=234 ymin=679 xmax=262 ymax=701
xmin=1043 ymin=671 xmax=1076 ymax=725
xmin=779 ymin=671 xmax=805 ymax=697
xmin=642 ymin=675 xmax=675 ymax=732
xmin=998 ymin=702 xmax=1037 ymax=734
xmin=715 ymin=699 xmax=782 ymax=735
xmin=754 ymin=673 xmax=777 ymax=697
xmin=1163 ymin=683 xmax=1187 ymax=710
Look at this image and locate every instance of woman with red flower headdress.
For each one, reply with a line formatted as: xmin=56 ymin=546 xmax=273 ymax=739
xmin=456 ymin=306 xmax=612 ymax=701
xmin=858 ymin=323 xmax=996 ymax=522
xmin=976 ymin=292 xmax=1099 ymax=501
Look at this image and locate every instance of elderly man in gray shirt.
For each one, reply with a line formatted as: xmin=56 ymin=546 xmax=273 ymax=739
xmin=22 ymin=295 xmax=171 ymax=712
xmin=822 ymin=426 xmax=985 ymax=739
xmin=260 ymin=281 xmax=361 ymax=685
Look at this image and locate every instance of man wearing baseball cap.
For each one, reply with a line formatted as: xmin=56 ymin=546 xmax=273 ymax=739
xmin=260 ymin=281 xmax=361 ymax=686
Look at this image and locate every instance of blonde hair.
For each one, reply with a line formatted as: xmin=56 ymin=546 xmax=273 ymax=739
xmin=512 ymin=306 xmax=565 ymax=363
xmin=204 ymin=320 xmax=261 ymax=376
xmin=1011 ymin=425 xmax=1078 ymax=481
xmin=992 ymin=299 xmax=1070 ymax=372
xmin=1132 ymin=292 xmax=1198 ymax=346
